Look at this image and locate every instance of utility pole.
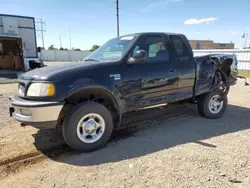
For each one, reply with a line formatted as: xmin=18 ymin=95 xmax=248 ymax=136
xmin=36 ymin=19 xmax=46 ymax=48
xmin=116 ymin=0 xmax=120 ymax=37
xmin=60 ymin=35 xmax=62 ymax=48
xmin=41 ymin=20 xmax=45 ymax=48
xmin=69 ymin=28 xmax=72 ymax=50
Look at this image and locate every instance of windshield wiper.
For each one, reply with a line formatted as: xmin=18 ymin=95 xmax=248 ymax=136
xmin=84 ymin=58 xmax=100 ymax=62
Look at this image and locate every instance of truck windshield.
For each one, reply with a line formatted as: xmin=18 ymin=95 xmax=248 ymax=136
xmin=84 ymin=36 xmax=136 ymax=62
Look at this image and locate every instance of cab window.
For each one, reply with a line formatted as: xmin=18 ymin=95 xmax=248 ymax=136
xmin=132 ymin=36 xmax=169 ymax=63
xmin=170 ymin=35 xmax=190 ymax=56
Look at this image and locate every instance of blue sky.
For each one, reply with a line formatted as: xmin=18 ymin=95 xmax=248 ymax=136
xmin=1 ymin=0 xmax=249 ymax=50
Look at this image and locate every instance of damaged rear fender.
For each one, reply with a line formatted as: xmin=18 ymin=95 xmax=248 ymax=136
xmin=194 ymin=54 xmax=237 ymax=97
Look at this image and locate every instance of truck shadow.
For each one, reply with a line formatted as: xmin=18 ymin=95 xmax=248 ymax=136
xmin=33 ymin=103 xmax=250 ymax=166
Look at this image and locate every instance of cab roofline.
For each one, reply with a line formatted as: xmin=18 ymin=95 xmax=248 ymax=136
xmin=118 ymin=32 xmax=184 ymax=38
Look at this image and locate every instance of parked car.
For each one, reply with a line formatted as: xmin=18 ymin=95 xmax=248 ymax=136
xmin=10 ymin=32 xmax=237 ymax=151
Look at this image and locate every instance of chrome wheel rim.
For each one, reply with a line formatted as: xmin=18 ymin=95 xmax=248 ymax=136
xmin=209 ymin=95 xmax=224 ymax=114
xmin=76 ymin=113 xmax=105 ymax=143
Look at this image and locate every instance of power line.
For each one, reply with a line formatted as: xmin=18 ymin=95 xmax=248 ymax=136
xmin=36 ymin=19 xmax=46 ymax=48
xmin=116 ymin=0 xmax=120 ymax=37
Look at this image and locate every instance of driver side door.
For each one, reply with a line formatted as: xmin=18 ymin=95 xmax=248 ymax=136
xmin=120 ymin=35 xmax=179 ymax=111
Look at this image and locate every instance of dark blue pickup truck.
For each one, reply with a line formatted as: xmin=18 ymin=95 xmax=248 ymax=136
xmin=10 ymin=32 xmax=238 ymax=151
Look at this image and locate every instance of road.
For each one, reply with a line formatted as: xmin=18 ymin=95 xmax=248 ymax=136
xmin=0 ymin=80 xmax=250 ymax=188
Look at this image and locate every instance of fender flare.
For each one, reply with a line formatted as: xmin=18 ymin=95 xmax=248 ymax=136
xmin=66 ymin=84 xmax=124 ymax=127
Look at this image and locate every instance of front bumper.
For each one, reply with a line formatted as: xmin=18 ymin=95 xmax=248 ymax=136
xmin=9 ymin=95 xmax=64 ymax=129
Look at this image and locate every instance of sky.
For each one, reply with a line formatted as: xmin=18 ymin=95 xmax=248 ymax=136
xmin=0 ymin=0 xmax=250 ymax=50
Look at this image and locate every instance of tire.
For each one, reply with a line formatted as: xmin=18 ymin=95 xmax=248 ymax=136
xmin=62 ymin=101 xmax=113 ymax=152
xmin=197 ymin=91 xmax=228 ymax=119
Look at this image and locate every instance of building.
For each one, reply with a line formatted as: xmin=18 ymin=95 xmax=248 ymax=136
xmin=189 ymin=40 xmax=234 ymax=49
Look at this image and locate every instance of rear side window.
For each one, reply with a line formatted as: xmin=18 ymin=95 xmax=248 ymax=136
xmin=170 ymin=35 xmax=190 ymax=56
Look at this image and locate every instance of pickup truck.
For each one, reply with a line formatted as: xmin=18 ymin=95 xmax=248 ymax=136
xmin=9 ymin=32 xmax=238 ymax=152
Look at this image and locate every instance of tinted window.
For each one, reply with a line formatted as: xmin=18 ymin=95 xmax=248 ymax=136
xmin=170 ymin=35 xmax=190 ymax=56
xmin=132 ymin=36 xmax=169 ymax=63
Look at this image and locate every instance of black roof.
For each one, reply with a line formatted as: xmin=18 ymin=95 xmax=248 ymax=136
xmin=120 ymin=32 xmax=184 ymax=37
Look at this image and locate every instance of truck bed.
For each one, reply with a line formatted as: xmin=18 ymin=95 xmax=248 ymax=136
xmin=193 ymin=54 xmax=238 ymax=98
xmin=194 ymin=54 xmax=238 ymax=86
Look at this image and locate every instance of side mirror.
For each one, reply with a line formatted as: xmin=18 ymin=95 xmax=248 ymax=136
xmin=128 ymin=50 xmax=147 ymax=64
xmin=37 ymin=47 xmax=41 ymax=53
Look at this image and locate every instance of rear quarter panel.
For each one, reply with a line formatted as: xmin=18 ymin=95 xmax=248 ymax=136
xmin=194 ymin=55 xmax=216 ymax=96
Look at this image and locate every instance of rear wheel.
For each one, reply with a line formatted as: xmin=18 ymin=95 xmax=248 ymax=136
xmin=197 ymin=91 xmax=227 ymax=119
xmin=62 ymin=102 xmax=113 ymax=152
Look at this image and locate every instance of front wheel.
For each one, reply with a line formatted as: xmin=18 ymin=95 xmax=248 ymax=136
xmin=62 ymin=102 xmax=113 ymax=152
xmin=197 ymin=92 xmax=228 ymax=119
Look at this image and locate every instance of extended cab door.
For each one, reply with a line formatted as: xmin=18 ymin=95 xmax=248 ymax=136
xmin=169 ymin=35 xmax=196 ymax=99
xmin=120 ymin=34 xmax=179 ymax=110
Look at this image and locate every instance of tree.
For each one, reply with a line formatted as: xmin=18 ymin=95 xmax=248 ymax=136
xmin=90 ymin=45 xmax=100 ymax=51
xmin=71 ymin=47 xmax=81 ymax=51
xmin=48 ymin=45 xmax=57 ymax=50
xmin=59 ymin=47 xmax=68 ymax=50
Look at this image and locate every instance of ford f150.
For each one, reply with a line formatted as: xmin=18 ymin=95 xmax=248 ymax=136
xmin=10 ymin=32 xmax=238 ymax=151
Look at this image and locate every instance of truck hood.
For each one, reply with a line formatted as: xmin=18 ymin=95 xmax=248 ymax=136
xmin=19 ymin=61 xmax=103 ymax=81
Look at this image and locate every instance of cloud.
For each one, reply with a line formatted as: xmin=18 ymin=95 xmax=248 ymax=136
xmin=228 ymin=30 xmax=237 ymax=35
xmin=141 ymin=0 xmax=182 ymax=12
xmin=184 ymin=17 xmax=217 ymax=25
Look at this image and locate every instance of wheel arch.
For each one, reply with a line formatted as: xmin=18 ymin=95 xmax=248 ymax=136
xmin=57 ymin=85 xmax=123 ymax=129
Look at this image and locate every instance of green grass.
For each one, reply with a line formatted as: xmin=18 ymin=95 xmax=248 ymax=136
xmin=238 ymin=70 xmax=250 ymax=78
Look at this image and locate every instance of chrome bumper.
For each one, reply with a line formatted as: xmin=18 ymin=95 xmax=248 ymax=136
xmin=9 ymin=95 xmax=64 ymax=129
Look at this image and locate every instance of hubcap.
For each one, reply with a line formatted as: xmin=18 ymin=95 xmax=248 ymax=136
xmin=209 ymin=95 xmax=224 ymax=114
xmin=76 ymin=113 xmax=105 ymax=143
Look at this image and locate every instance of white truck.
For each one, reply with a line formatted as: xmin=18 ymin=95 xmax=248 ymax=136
xmin=0 ymin=14 xmax=43 ymax=74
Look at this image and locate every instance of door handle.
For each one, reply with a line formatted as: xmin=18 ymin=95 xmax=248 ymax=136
xmin=168 ymin=69 xmax=176 ymax=73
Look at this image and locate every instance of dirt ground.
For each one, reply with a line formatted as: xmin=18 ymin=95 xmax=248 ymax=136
xmin=0 ymin=80 xmax=250 ymax=188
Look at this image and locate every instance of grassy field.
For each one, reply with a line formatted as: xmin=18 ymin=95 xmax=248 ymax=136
xmin=238 ymin=70 xmax=250 ymax=78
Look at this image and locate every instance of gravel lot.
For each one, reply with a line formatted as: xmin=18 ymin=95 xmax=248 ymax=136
xmin=0 ymin=79 xmax=250 ymax=188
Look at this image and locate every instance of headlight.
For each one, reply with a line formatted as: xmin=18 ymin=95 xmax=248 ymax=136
xmin=27 ymin=83 xmax=55 ymax=97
